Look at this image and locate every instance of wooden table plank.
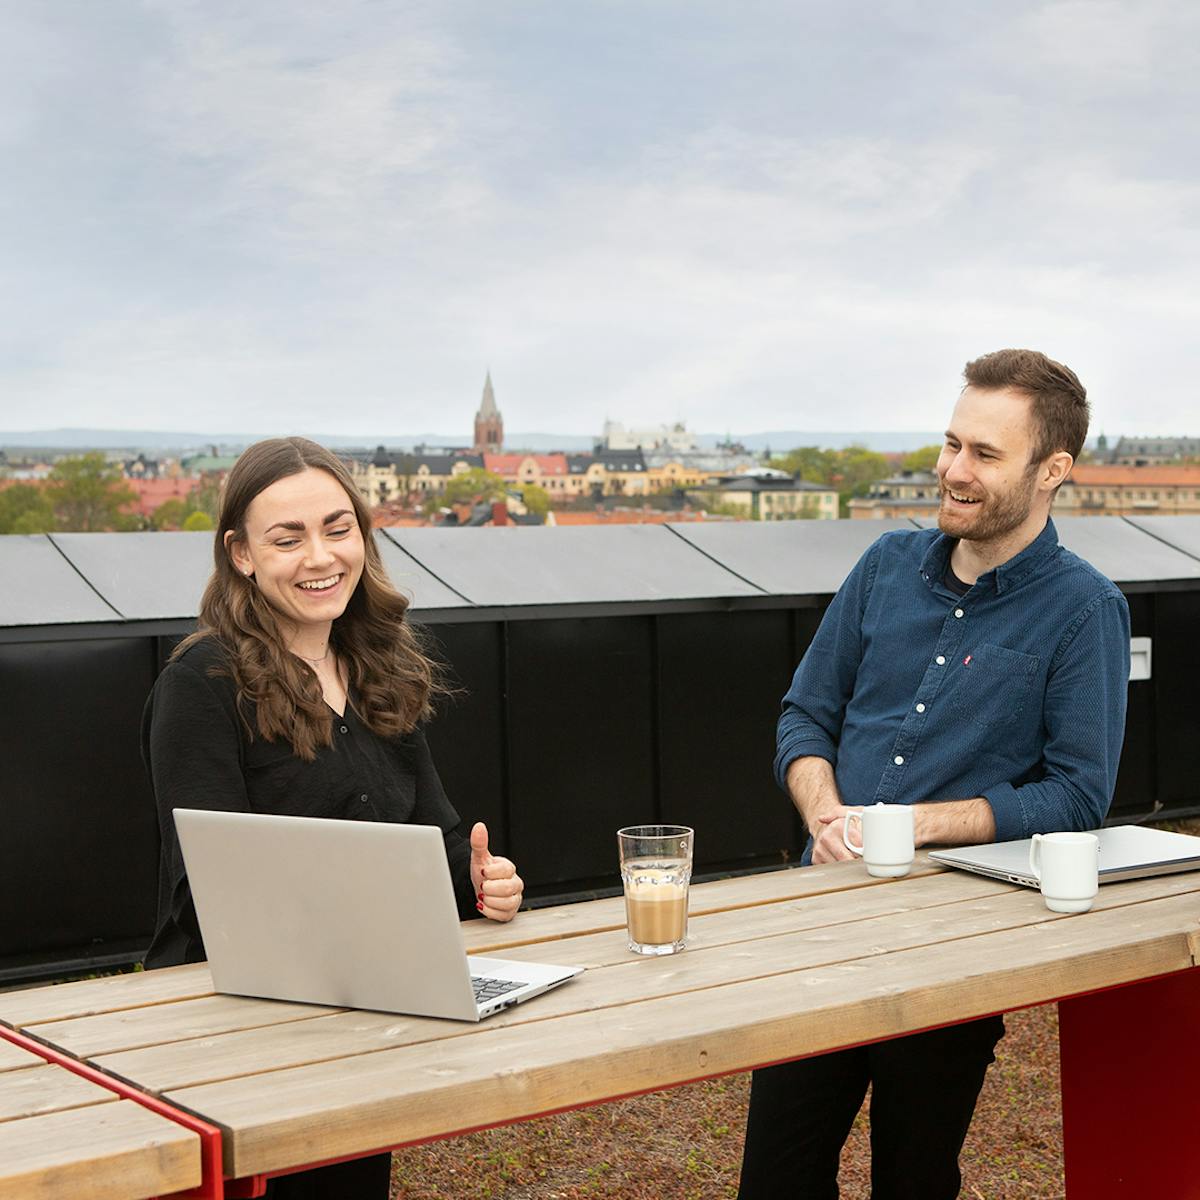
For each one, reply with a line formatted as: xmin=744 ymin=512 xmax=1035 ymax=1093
xmin=0 ymin=1063 xmax=116 ymax=1123
xmin=492 ymin=869 xmax=1015 ymax=968
xmin=165 ymin=892 xmax=1200 ymax=1176
xmin=460 ymin=856 xmax=948 ymax=953
xmin=31 ymin=993 xmax=344 ymax=1060
xmin=0 ymin=1100 xmax=201 ymax=1200
xmin=0 ymin=964 xmax=214 ymax=1029
xmin=0 ymin=1042 xmax=42 ymax=1073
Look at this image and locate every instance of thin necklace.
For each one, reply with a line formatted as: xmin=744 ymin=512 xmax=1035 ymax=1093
xmin=293 ymin=646 xmax=332 ymax=664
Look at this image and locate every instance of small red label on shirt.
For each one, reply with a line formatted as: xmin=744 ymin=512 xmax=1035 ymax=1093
xmin=963 ymin=654 xmax=972 ymax=666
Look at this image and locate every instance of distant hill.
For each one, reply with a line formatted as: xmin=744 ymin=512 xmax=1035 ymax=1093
xmin=0 ymin=427 xmax=952 ymax=454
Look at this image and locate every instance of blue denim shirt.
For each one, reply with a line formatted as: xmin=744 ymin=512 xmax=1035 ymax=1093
xmin=776 ymin=519 xmax=1130 ymax=853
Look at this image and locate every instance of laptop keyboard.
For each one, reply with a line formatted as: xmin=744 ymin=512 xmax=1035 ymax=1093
xmin=472 ymin=975 xmax=523 ymax=1003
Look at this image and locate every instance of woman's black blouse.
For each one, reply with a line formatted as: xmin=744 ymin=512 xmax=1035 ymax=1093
xmin=142 ymin=636 xmax=476 ymax=968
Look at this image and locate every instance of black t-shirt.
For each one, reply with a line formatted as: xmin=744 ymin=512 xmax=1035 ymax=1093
xmin=141 ymin=635 xmax=476 ymax=968
xmin=942 ymin=563 xmax=972 ymax=597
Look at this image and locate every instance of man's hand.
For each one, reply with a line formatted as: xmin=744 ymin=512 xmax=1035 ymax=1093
xmin=784 ymin=757 xmax=856 ymax=863
xmin=813 ymin=806 xmax=863 ymax=864
xmin=469 ymin=821 xmax=524 ymax=922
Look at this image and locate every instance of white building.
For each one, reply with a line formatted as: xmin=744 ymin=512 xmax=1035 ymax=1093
xmin=602 ymin=420 xmax=697 ymax=452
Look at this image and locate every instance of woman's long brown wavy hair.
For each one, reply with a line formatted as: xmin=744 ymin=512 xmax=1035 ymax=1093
xmin=174 ymin=437 xmax=440 ymax=759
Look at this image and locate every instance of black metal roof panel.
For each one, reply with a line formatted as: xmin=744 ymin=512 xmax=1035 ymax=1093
xmin=385 ymin=525 xmax=762 ymax=605
xmin=1122 ymin=516 xmax=1200 ymax=564
xmin=668 ymin=520 xmax=916 ymax=594
xmin=1049 ymin=518 xmax=1200 ymax=583
xmin=375 ymin=533 xmax=471 ymax=609
xmin=50 ymin=531 xmax=213 ymax=620
xmin=38 ymin=531 xmax=474 ymax=623
xmin=0 ymin=535 xmax=122 ymax=625
xmin=909 ymin=515 xmax=1200 ymax=583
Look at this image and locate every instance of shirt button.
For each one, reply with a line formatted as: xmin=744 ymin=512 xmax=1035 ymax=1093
xmin=894 ymin=755 xmax=905 ymax=765
xmin=916 ymin=703 xmax=926 ymax=713
xmin=936 ymin=655 xmax=946 ymax=665
xmin=340 ymin=725 xmax=349 ymax=734
xmin=954 ymin=608 xmax=964 ymax=619
xmin=360 ymin=793 xmax=368 ymax=803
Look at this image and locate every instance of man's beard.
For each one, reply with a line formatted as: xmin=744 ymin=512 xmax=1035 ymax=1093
xmin=937 ymin=464 xmax=1039 ymax=543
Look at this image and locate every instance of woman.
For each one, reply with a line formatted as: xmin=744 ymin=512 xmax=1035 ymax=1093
xmin=143 ymin=436 xmax=523 ymax=1198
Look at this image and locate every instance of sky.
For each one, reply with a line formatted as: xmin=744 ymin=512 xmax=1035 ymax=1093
xmin=2 ymin=0 xmax=1198 ymax=439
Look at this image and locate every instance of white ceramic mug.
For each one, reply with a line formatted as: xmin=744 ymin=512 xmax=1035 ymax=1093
xmin=842 ymin=804 xmax=915 ymax=878
xmin=1029 ymin=832 xmax=1099 ymax=913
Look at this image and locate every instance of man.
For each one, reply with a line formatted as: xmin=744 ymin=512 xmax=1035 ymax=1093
xmin=738 ymin=349 xmax=1130 ymax=1200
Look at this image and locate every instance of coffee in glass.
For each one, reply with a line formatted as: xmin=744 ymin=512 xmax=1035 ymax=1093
xmin=617 ymin=825 xmax=694 ymax=955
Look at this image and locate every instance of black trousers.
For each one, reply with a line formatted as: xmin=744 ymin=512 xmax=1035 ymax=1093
xmin=738 ymin=1016 xmax=1005 ymax=1200
xmin=263 ymin=1152 xmax=392 ymax=1199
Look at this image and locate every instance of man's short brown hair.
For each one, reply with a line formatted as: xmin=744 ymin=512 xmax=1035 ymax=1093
xmin=963 ymin=348 xmax=1089 ymax=463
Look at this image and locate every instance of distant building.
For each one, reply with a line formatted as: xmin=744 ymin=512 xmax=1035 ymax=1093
xmin=181 ymin=451 xmax=239 ymax=475
xmin=594 ymin=448 xmax=650 ymax=496
xmin=1108 ymin=437 xmax=1200 ymax=466
xmin=848 ymin=471 xmax=940 ymax=520
xmin=643 ymin=448 xmax=760 ymax=492
xmin=473 ymin=373 xmax=504 ymax=453
xmin=602 ymin=420 xmax=696 ymax=453
xmin=1056 ymin=465 xmax=1200 ymax=515
xmin=690 ymin=475 xmax=839 ymax=520
xmin=121 ymin=453 xmax=161 ymax=480
xmin=350 ymin=448 xmax=482 ymax=505
xmin=125 ymin=477 xmax=203 ymax=520
xmin=483 ymin=453 xmax=569 ymax=495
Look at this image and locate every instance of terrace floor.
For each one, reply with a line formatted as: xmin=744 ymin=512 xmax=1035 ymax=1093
xmin=390 ymin=1003 xmax=1061 ymax=1199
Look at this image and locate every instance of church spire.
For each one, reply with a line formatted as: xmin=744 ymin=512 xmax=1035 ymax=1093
xmin=479 ymin=371 xmax=498 ymax=417
xmin=473 ymin=371 xmax=504 ymax=453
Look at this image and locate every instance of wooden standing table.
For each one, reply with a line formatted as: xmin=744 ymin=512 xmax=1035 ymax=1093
xmin=2 ymin=854 xmax=1198 ymax=1199
xmin=0 ymin=1035 xmax=202 ymax=1200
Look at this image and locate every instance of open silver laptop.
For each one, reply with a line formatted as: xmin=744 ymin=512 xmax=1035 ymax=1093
xmin=929 ymin=824 xmax=1200 ymax=887
xmin=173 ymin=809 xmax=582 ymax=1021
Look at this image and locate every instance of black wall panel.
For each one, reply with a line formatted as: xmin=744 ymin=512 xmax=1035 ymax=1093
xmin=420 ymin=621 xmax=508 ymax=849
xmin=0 ymin=638 xmax=158 ymax=964
xmin=1111 ymin=593 xmax=1156 ymax=818
xmin=785 ymin=607 xmax=831 ymax=844
xmin=505 ymin=617 xmax=656 ymax=889
xmin=1152 ymin=591 xmax=1200 ymax=812
xmin=657 ymin=610 xmax=802 ymax=868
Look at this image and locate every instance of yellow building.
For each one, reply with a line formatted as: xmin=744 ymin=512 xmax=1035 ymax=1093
xmin=350 ymin=451 xmax=483 ymax=506
xmin=848 ymin=471 xmax=940 ymax=520
xmin=1056 ymin=466 xmax=1200 ymax=515
xmin=690 ymin=475 xmax=839 ymax=520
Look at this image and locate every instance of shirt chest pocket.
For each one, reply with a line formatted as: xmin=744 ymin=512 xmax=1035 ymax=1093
xmin=950 ymin=642 xmax=1041 ymax=730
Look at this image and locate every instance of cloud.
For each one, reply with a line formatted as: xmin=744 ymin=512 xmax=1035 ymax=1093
xmin=139 ymin=1 xmax=500 ymax=254
xmin=1 ymin=1 xmax=1198 ymax=437
xmin=1013 ymin=0 xmax=1200 ymax=84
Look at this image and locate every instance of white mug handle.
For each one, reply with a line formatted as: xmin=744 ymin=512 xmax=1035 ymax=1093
xmin=1029 ymin=834 xmax=1043 ymax=881
xmin=843 ymin=810 xmax=864 ymax=856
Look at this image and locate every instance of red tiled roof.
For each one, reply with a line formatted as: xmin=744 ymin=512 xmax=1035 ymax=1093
xmin=483 ymin=453 xmax=568 ymax=476
xmin=550 ymin=510 xmax=724 ymax=525
xmin=1068 ymin=465 xmax=1200 ymax=485
xmin=124 ymin=477 xmax=203 ymax=517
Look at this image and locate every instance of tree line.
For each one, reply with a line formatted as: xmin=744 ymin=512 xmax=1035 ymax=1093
xmin=0 ymin=452 xmax=219 ymax=534
xmin=767 ymin=443 xmax=940 ymax=516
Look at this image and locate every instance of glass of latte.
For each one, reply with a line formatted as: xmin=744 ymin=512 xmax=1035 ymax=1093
xmin=617 ymin=825 xmax=694 ymax=956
